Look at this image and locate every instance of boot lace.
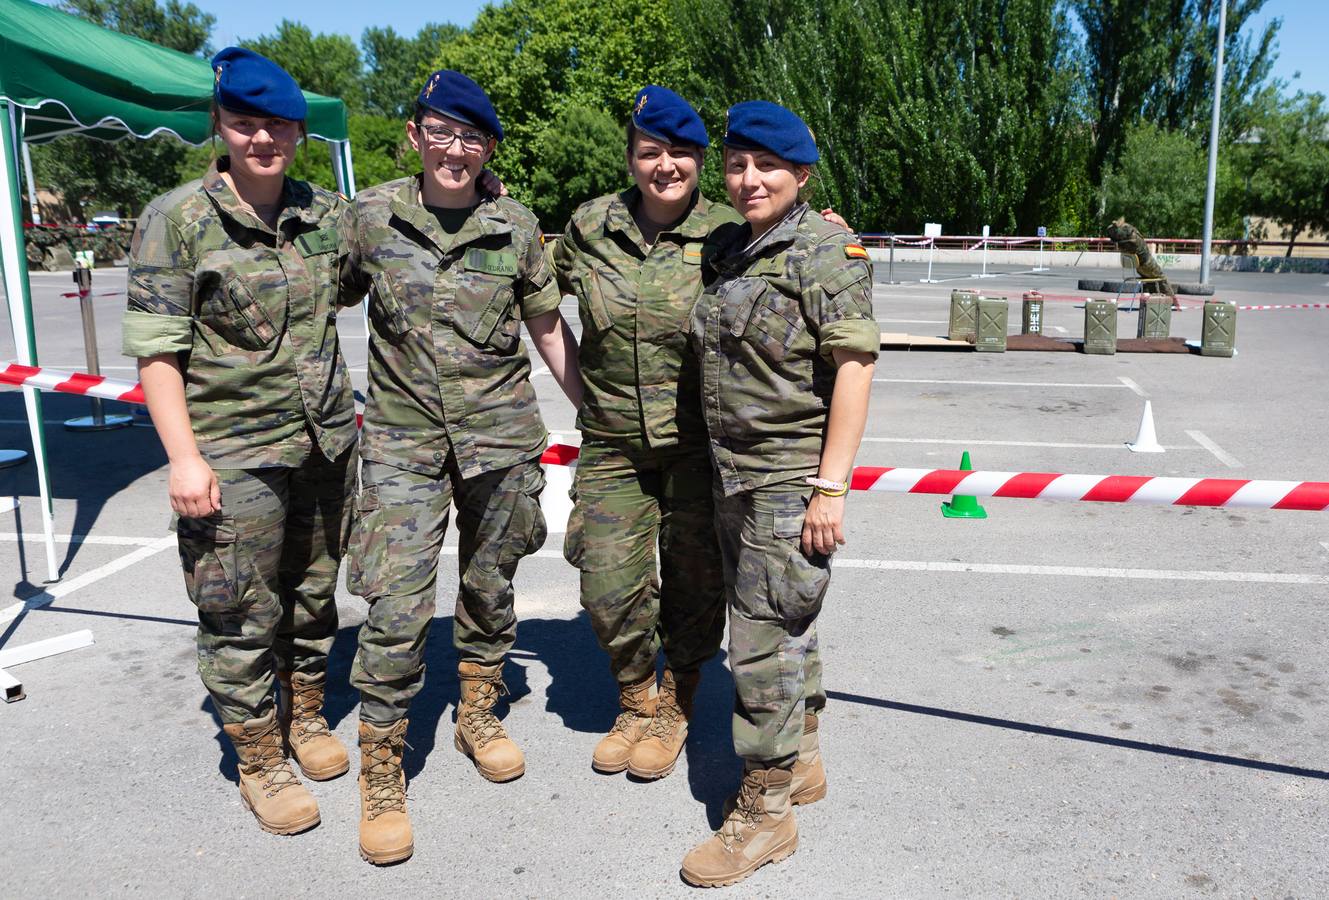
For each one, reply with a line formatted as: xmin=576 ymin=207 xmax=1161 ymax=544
xmin=363 ymin=725 xmax=408 ymax=820
xmin=461 ymin=674 xmax=508 ymax=749
xmin=716 ymin=775 xmax=764 ymax=849
xmin=250 ymin=719 xmax=302 ymax=797
xmin=643 ymin=693 xmax=682 ymax=741
xmin=290 ymin=681 xmax=331 ymax=743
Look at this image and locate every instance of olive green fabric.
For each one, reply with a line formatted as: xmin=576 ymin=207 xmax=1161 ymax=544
xmin=691 ymin=203 xmax=879 ymax=496
xmin=338 ymin=175 xmax=561 ymax=479
xmin=553 ymin=187 xmax=741 ymax=449
xmin=123 ymin=159 xmax=358 ymax=469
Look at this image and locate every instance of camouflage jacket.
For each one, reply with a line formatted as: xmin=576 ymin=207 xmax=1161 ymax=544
xmin=339 ymin=176 xmax=560 ymax=479
xmin=122 ymin=160 xmax=357 ymax=469
xmin=553 ymin=187 xmax=740 ymax=450
xmin=691 ymin=203 xmax=879 ymax=496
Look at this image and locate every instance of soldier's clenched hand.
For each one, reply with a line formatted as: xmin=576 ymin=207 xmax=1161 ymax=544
xmin=801 ymin=492 xmax=846 ymax=557
xmin=171 ymin=455 xmax=221 ymax=518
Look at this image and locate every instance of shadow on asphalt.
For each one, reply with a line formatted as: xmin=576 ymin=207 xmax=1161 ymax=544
xmin=0 ymin=391 xmax=164 ymax=591
xmin=827 ymin=689 xmax=1329 ymax=780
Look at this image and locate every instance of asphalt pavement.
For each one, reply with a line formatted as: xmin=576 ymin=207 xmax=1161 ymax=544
xmin=1 ymin=261 xmax=1327 ymax=897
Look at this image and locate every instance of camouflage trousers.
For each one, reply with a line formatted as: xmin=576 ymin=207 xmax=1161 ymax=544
xmin=564 ymin=441 xmax=725 ymax=684
xmin=177 ymin=446 xmax=357 ymax=725
xmin=715 ymin=482 xmax=828 ymax=767
xmin=348 ymin=456 xmax=547 ymax=725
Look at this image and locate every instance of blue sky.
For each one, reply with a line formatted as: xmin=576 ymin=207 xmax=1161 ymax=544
xmin=37 ymin=0 xmax=1329 ymax=97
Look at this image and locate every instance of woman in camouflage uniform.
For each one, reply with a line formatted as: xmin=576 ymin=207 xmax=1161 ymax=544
xmin=680 ymin=101 xmax=879 ymax=887
xmin=122 ymin=48 xmax=356 ymax=837
xmin=551 ymin=86 xmax=735 ymax=781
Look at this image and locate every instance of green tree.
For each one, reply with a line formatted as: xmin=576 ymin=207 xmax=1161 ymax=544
xmin=1245 ymin=92 xmax=1329 ymax=255
xmin=286 ymin=114 xmax=418 ymax=192
xmin=1072 ymin=0 xmax=1279 ymax=190
xmin=242 ymin=20 xmax=365 ymax=113
xmin=29 ymin=0 xmax=216 ymax=218
xmin=363 ymin=23 xmax=461 ymax=118
xmin=1100 ymin=121 xmax=1244 ymax=238
xmin=529 ymin=105 xmax=626 ymax=229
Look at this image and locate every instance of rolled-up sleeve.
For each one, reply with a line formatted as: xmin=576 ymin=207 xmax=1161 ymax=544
xmin=803 ymin=240 xmax=879 ymax=363
xmin=122 ymin=204 xmax=194 ymax=357
xmin=517 ymin=226 xmax=562 ymax=320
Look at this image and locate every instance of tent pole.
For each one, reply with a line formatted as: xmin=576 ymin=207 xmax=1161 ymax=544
xmin=0 ymin=101 xmax=60 ymax=582
xmin=339 ymin=140 xmax=358 ymax=197
xmin=330 ymin=140 xmax=368 ymax=336
xmin=20 ymin=127 xmax=40 ymax=223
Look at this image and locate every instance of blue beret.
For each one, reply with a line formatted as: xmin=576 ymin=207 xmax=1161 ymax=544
xmin=723 ymin=100 xmax=818 ymax=165
xmin=211 ymin=47 xmax=307 ymax=121
xmin=630 ymin=85 xmax=709 ymax=148
xmin=418 ymin=70 xmax=503 ymax=141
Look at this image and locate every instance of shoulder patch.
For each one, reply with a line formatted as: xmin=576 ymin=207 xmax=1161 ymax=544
xmin=844 ymin=243 xmax=869 ymax=260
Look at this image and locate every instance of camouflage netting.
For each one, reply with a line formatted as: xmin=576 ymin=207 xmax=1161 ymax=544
xmin=24 ymin=223 xmax=135 ymax=271
xmin=1105 ymin=218 xmax=1175 ymax=297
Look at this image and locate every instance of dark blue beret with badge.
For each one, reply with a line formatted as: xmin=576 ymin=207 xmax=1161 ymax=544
xmin=723 ymin=100 xmax=819 ymax=165
xmin=631 ymin=85 xmax=709 ymax=148
xmin=418 ymin=69 xmax=503 ymax=141
xmin=211 ymin=47 xmax=307 ymax=121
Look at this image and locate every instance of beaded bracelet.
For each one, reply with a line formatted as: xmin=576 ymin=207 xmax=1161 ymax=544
xmin=805 ymin=476 xmax=849 ymax=497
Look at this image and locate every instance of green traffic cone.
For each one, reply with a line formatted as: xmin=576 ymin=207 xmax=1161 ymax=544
xmin=941 ymin=451 xmax=987 ymax=519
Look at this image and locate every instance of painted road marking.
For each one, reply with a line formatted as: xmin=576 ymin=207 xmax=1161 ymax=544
xmin=831 ymin=558 xmax=1327 ymax=585
xmin=1185 ymin=429 xmax=1242 ymax=468
xmin=4 ymin=536 xmax=176 ymax=620
xmin=874 ymin=378 xmax=1130 ymax=390
xmin=1117 ymin=376 xmax=1148 ymax=397
xmin=858 ymin=436 xmax=1200 ymax=451
xmin=0 ymin=532 xmax=166 ymax=547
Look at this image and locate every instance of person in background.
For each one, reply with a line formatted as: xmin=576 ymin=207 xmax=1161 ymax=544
xmin=681 ymin=100 xmax=878 ymax=888
xmin=123 ymin=47 xmax=357 ymax=837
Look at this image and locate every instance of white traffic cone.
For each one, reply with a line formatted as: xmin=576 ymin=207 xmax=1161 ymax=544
xmin=1126 ymin=400 xmax=1165 ymax=453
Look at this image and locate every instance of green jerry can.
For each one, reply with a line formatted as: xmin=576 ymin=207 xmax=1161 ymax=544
xmin=1021 ymin=290 xmax=1044 ymax=335
xmin=948 ymin=289 xmax=979 ymax=342
xmin=1136 ymin=294 xmax=1172 ymax=340
xmin=1083 ymin=299 xmax=1117 ymax=354
xmin=975 ymin=296 xmax=1008 ymax=352
xmin=1201 ymin=300 xmax=1236 ymax=357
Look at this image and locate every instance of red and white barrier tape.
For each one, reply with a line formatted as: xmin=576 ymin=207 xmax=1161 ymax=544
xmin=6 ymin=367 xmax=1323 ymax=512
xmin=1174 ymin=303 xmax=1328 ymax=312
xmin=0 ymin=363 xmax=144 ymax=404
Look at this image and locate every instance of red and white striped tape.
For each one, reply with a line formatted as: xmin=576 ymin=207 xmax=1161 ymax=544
xmin=5 ymin=366 xmax=1324 ymax=512
xmin=1174 ymin=302 xmax=1328 ymax=312
xmin=0 ymin=363 xmax=144 ymax=404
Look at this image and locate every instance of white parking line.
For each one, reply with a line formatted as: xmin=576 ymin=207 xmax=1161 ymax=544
xmin=858 ymin=436 xmax=1199 ymax=451
xmin=1117 ymin=376 xmax=1148 ymax=398
xmin=5 ymin=535 xmax=176 ymax=618
xmin=0 ymin=532 xmax=165 ymax=547
xmin=874 ymin=378 xmax=1129 ymax=389
xmin=1184 ymin=430 xmax=1242 ymax=468
xmin=832 ymin=558 xmax=1328 ymax=585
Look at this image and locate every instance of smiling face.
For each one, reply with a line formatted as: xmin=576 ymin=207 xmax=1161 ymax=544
xmin=628 ymin=130 xmax=702 ymax=222
xmin=407 ymin=111 xmax=496 ymax=207
xmin=215 ymin=107 xmax=301 ymax=181
xmin=723 ymin=148 xmax=810 ymax=237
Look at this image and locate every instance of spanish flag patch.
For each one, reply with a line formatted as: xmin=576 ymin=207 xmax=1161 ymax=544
xmin=844 ymin=243 xmax=869 ymax=260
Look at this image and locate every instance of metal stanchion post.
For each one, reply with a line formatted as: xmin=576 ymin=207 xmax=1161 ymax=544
xmin=887 ymin=234 xmax=896 ymax=284
xmin=65 ymin=253 xmax=131 ymax=432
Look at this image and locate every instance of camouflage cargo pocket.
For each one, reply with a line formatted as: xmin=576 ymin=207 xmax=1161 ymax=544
xmin=346 ymin=485 xmax=389 ymax=598
xmin=177 ymin=514 xmax=248 ymax=614
xmin=562 ymin=486 xmax=585 ymax=568
xmin=766 ymin=508 xmax=830 ymax=620
xmin=749 ymin=292 xmax=805 ymax=363
xmin=213 ymin=279 xmax=279 ymax=350
xmin=577 ymin=269 xmax=613 ymax=334
xmin=370 ymin=271 xmax=411 ymax=339
xmin=454 ymin=276 xmax=518 ymax=353
xmin=499 ymin=464 xmax=547 ymax=566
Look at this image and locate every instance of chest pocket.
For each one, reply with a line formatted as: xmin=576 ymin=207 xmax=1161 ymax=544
xmin=370 ymin=271 xmax=412 ymax=340
xmin=198 ymin=252 xmax=284 ymax=351
xmin=576 ymin=268 xmax=613 ymax=335
xmin=454 ymin=247 xmax=520 ymax=353
xmin=725 ymin=277 xmax=805 ymax=363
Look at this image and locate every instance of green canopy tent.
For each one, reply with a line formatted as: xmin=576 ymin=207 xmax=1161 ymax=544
xmin=0 ymin=0 xmax=358 ymax=581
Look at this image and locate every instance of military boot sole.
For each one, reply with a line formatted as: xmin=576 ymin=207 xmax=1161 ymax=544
xmin=359 ymin=840 xmax=414 ymax=866
xmin=454 ymin=732 xmax=525 ymax=782
xmin=591 ymin=756 xmax=631 ymax=775
xmin=238 ymin=790 xmax=320 ymax=836
xmin=292 ymin=753 xmax=350 ymax=781
xmin=626 ymin=756 xmax=679 ymax=780
xmin=679 ymin=833 xmax=798 ymax=888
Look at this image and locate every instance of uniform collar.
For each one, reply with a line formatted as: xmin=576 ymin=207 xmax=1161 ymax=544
xmin=390 ymin=175 xmax=512 ymax=255
xmin=713 ymin=202 xmax=807 ymax=275
xmin=202 ymin=157 xmax=325 ymax=235
xmin=604 ymin=186 xmax=714 ymax=245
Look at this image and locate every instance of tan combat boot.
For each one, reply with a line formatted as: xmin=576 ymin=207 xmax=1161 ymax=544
xmin=680 ymin=767 xmax=798 ymax=888
xmin=277 ymin=671 xmax=350 ymax=781
xmin=455 ymin=661 xmax=525 ymax=782
xmin=792 ymin=711 xmax=827 ymax=805
xmin=358 ymin=718 xmax=413 ymax=865
xmin=222 ymin=709 xmax=320 ymax=835
xmin=627 ymin=668 xmax=698 ymax=779
xmin=592 ymin=672 xmax=657 ymax=774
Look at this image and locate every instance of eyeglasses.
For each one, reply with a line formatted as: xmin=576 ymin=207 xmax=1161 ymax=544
xmin=417 ymin=123 xmax=489 ymax=152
